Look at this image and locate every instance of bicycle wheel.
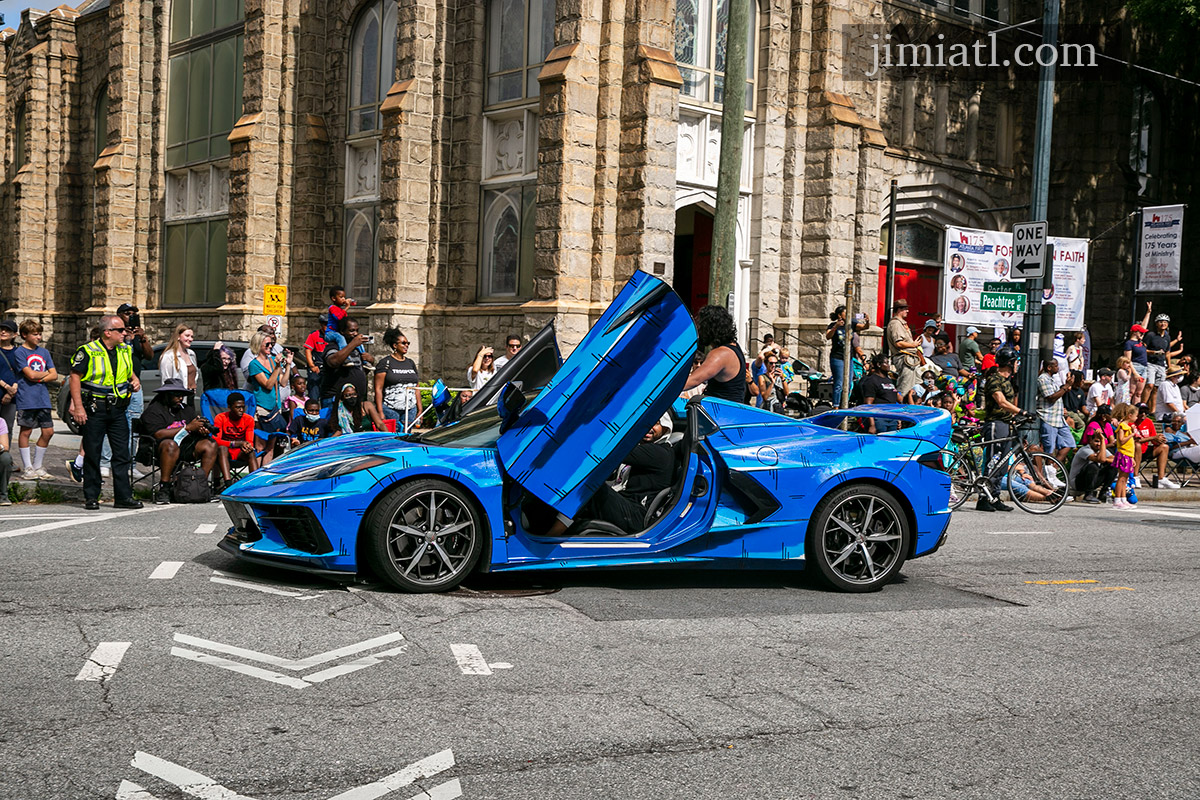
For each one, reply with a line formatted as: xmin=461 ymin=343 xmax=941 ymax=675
xmin=1007 ymin=451 xmax=1068 ymax=514
xmin=948 ymin=451 xmax=977 ymax=510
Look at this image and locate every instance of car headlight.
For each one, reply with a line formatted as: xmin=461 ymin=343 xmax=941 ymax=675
xmin=275 ymin=455 xmax=393 ymax=483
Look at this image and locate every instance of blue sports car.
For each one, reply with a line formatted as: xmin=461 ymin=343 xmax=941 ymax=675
xmin=218 ymin=272 xmax=953 ymax=593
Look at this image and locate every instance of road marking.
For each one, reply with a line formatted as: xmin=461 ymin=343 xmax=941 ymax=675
xmin=210 ymin=570 xmax=323 ymax=599
xmin=76 ymin=642 xmax=131 ymax=682
xmin=113 ymin=536 xmax=161 ymax=540
xmin=1131 ymin=507 xmax=1200 ymax=521
xmin=120 ymin=749 xmax=458 ymax=800
xmin=0 ymin=513 xmax=108 ymax=520
xmin=1063 ymin=586 xmax=1135 ymax=593
xmin=450 ymin=643 xmax=512 ymax=676
xmin=129 ymin=751 xmax=257 ymax=800
xmin=988 ymin=531 xmax=1051 ymax=535
xmin=1024 ymin=579 xmax=1098 ymax=585
xmin=149 ymin=561 xmax=183 ymax=580
xmin=0 ymin=505 xmax=173 ymax=539
xmin=171 ymin=632 xmax=408 ymax=689
xmin=195 ymin=523 xmax=217 ymax=534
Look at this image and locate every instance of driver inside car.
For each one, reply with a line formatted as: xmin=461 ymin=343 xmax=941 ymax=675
xmin=542 ymin=414 xmax=677 ymax=536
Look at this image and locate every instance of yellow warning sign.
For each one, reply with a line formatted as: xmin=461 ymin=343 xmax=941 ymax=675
xmin=263 ymin=284 xmax=288 ymax=316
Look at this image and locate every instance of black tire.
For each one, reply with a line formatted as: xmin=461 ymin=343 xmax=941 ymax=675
xmin=948 ymin=450 xmax=976 ymax=510
xmin=806 ymin=484 xmax=911 ymax=592
xmin=363 ymin=479 xmax=484 ymax=593
xmin=57 ymin=388 xmax=81 ymax=436
xmin=1007 ymin=452 xmax=1068 ymax=515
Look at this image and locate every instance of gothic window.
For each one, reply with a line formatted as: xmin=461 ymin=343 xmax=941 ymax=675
xmin=481 ymin=187 xmax=534 ymax=298
xmin=923 ymin=0 xmax=1009 ymax=23
xmin=163 ymin=0 xmax=244 ymax=306
xmin=486 ymin=0 xmax=555 ymax=105
xmin=674 ymin=0 xmax=756 ymax=110
xmin=343 ymin=0 xmax=397 ymax=303
xmin=12 ymin=102 xmax=25 ymax=174
xmin=94 ymin=84 xmax=109 ymax=160
xmin=1130 ymin=83 xmax=1160 ymax=197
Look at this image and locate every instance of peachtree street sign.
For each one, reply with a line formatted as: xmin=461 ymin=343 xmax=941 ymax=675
xmin=980 ymin=281 xmax=1027 ymax=313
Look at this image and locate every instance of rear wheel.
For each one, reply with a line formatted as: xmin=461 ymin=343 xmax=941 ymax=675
xmin=364 ymin=479 xmax=484 ymax=592
xmin=1007 ymin=452 xmax=1068 ymax=514
xmin=806 ymin=484 xmax=911 ymax=592
xmin=948 ymin=450 xmax=977 ymax=510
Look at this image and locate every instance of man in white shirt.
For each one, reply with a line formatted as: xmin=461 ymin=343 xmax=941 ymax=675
xmin=1085 ymin=368 xmax=1114 ymax=416
xmin=493 ymin=334 xmax=522 ymax=370
xmin=1158 ymin=366 xmax=1188 ymax=421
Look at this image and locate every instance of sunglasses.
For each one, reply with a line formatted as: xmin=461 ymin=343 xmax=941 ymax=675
xmin=766 ymin=361 xmax=778 ymax=366
xmin=508 ymin=343 xmax=522 ymax=349
xmin=399 ymin=340 xmax=410 ymax=346
xmin=107 ymin=326 xmax=127 ymax=332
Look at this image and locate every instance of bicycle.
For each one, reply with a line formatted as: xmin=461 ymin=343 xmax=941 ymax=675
xmin=946 ymin=412 xmax=1069 ymax=514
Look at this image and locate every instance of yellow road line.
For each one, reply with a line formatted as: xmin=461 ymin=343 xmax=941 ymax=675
xmin=1023 ymin=579 xmax=1099 ymax=585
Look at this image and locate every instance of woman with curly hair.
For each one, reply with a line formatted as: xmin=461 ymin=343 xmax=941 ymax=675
xmin=682 ymin=306 xmax=746 ymax=403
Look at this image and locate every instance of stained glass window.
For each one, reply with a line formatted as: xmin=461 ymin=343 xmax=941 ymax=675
xmin=486 ymin=0 xmax=555 ymax=105
xmin=674 ymin=0 xmax=755 ymax=110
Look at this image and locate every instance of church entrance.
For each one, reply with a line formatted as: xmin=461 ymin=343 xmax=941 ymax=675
xmin=673 ymin=205 xmax=714 ymax=314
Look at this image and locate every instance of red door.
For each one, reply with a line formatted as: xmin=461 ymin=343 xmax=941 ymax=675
xmin=877 ymin=260 xmax=952 ymax=337
xmin=689 ymin=212 xmax=713 ymax=313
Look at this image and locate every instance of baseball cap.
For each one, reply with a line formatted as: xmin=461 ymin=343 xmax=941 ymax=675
xmin=1097 ymin=367 xmax=1114 ymax=376
xmin=1130 ymin=324 xmax=1148 ymax=333
xmin=923 ymin=319 xmax=937 ymax=329
xmin=0 ymin=319 xmax=17 ymax=332
xmin=966 ymin=326 xmax=981 ymax=334
xmin=116 ymin=303 xmax=138 ymax=314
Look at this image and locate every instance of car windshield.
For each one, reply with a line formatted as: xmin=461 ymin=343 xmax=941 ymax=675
xmin=416 ymin=406 xmax=503 ymax=449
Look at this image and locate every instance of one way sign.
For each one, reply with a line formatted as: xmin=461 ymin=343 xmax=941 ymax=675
xmin=1011 ymin=221 xmax=1048 ymax=280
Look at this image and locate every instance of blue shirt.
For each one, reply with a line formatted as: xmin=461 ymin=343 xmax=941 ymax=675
xmin=15 ymin=345 xmax=55 ymax=410
xmin=248 ymin=358 xmax=280 ymax=414
xmin=0 ymin=346 xmax=19 ymax=388
xmin=1123 ymin=339 xmax=1148 ymax=366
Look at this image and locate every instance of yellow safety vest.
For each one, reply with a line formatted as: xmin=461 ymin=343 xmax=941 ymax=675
xmin=77 ymin=340 xmax=135 ymax=399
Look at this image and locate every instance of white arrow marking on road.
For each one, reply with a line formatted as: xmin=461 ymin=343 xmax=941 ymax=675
xmin=76 ymin=642 xmax=131 ymax=682
xmin=327 ymin=749 xmax=457 ymax=800
xmin=209 ymin=571 xmax=323 ymax=600
xmin=149 ymin=561 xmax=184 ymax=580
xmin=171 ymin=632 xmax=407 ymax=689
xmin=0 ymin=505 xmax=173 ymax=539
xmin=450 ymin=644 xmax=511 ymax=676
xmin=120 ymin=750 xmax=457 ymax=800
xmin=129 ymin=751 xmax=258 ymax=800
xmin=195 ymin=524 xmax=217 ymax=534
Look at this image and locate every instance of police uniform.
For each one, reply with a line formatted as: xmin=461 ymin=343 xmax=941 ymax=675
xmin=71 ymin=340 xmax=137 ymax=506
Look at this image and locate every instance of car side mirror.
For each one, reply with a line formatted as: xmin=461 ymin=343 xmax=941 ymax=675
xmin=497 ymin=382 xmax=526 ymax=432
xmin=686 ymin=399 xmax=719 ymax=443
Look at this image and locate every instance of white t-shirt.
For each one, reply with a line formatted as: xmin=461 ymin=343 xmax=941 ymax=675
xmin=1159 ymin=379 xmax=1185 ymax=415
xmin=467 ymin=368 xmax=495 ymax=392
xmin=919 ymin=333 xmax=937 ymax=359
xmin=1085 ymin=381 xmax=1113 ymax=414
xmin=159 ymin=347 xmax=198 ymax=389
xmin=493 ymin=356 xmax=509 ymax=370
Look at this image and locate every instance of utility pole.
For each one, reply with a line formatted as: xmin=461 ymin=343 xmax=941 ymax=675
xmin=1017 ymin=0 xmax=1059 ymax=420
xmin=883 ymin=180 xmax=898 ymax=356
xmin=709 ymin=0 xmax=749 ymax=313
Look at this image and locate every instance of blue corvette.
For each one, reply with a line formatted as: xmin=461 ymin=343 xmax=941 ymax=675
xmin=218 ymin=272 xmax=952 ymax=593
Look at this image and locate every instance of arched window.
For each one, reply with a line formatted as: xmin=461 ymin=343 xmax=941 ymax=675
xmin=94 ymin=83 xmax=109 ymax=160
xmin=12 ymin=102 xmax=26 ymax=173
xmin=481 ymin=186 xmax=534 ymax=298
xmin=674 ymin=0 xmax=756 ymax=109
xmin=344 ymin=0 xmax=398 ymax=302
xmin=486 ymin=0 xmax=554 ymax=105
xmin=162 ymin=0 xmax=244 ymax=306
xmin=1130 ymin=83 xmax=1160 ymax=197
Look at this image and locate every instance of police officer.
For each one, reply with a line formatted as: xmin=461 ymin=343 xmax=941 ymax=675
xmin=69 ymin=315 xmax=143 ymax=511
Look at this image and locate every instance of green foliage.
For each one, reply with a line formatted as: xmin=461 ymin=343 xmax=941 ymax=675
xmin=1126 ymin=0 xmax=1200 ymax=82
xmin=7 ymin=482 xmax=29 ymax=503
xmin=34 ymin=484 xmax=66 ymax=504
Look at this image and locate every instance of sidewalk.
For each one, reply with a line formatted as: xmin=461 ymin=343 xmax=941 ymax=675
xmin=6 ymin=419 xmax=137 ymax=504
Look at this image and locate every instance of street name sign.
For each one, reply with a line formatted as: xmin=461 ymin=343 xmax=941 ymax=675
xmin=1011 ymin=221 xmax=1048 ymax=280
xmin=980 ymin=291 xmax=1027 ymax=313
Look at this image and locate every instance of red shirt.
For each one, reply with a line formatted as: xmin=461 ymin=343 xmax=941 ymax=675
xmin=1136 ymin=418 xmax=1157 ymax=454
xmin=304 ymin=329 xmax=326 ymax=354
xmin=213 ymin=411 xmax=255 ymax=448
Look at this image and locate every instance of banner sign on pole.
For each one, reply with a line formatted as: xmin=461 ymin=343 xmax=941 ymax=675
xmin=1137 ymin=204 xmax=1184 ymax=293
xmin=942 ymin=226 xmax=1088 ymax=331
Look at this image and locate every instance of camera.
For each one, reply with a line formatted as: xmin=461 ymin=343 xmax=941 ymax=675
xmin=128 ymin=312 xmax=141 ymax=329
xmin=364 ymin=335 xmax=375 ymax=344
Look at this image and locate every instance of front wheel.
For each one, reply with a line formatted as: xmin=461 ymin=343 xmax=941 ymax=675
xmin=948 ymin=450 xmax=977 ymax=510
xmin=364 ymin=479 xmax=484 ymax=592
xmin=1006 ymin=452 xmax=1068 ymax=514
xmin=807 ymin=484 xmax=911 ymax=592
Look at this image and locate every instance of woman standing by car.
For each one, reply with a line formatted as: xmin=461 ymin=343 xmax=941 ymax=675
xmin=375 ymin=328 xmax=423 ymax=431
xmin=247 ymin=330 xmax=292 ymax=465
xmin=159 ymin=325 xmax=198 ymax=400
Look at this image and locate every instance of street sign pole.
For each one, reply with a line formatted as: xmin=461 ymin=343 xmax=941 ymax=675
xmin=1018 ymin=0 xmax=1059 ymax=423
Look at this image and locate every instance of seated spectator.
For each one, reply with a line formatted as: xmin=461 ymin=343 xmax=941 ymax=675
xmin=1002 ymin=462 xmax=1054 ymax=504
xmin=1083 ymin=404 xmax=1115 ymax=449
xmin=331 ymin=383 xmax=386 ymax=435
xmin=141 ymin=379 xmax=218 ymax=504
xmin=857 ymin=353 xmax=900 ymax=434
xmin=911 ymin=370 xmax=937 ymax=403
xmin=211 ymin=391 xmax=258 ymax=488
xmin=1133 ymin=403 xmax=1178 ymax=489
xmin=1069 ymin=430 xmax=1118 ymax=503
xmin=980 ymin=338 xmax=1002 ymax=371
xmin=1158 ymin=366 xmax=1188 ymax=421
xmin=283 ymin=373 xmax=309 ymax=416
xmin=289 ymin=397 xmax=332 ymax=447
xmin=929 ymin=335 xmax=968 ymax=379
xmin=1180 ymin=359 xmax=1200 ymax=406
xmin=1085 ymin=368 xmax=1115 ymax=416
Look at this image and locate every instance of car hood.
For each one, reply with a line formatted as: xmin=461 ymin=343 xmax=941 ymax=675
xmin=257 ymin=432 xmax=405 ymax=476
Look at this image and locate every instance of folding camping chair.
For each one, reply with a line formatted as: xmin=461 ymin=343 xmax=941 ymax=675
xmin=200 ymin=389 xmax=286 ymax=484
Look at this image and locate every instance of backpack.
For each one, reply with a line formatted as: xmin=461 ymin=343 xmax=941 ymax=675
xmin=172 ymin=463 xmax=212 ymax=503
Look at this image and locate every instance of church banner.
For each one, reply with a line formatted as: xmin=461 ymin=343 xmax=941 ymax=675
xmin=1137 ymin=204 xmax=1184 ymax=293
xmin=942 ymin=226 xmax=1088 ymax=331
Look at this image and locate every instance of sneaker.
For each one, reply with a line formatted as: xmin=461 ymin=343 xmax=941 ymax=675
xmin=0 ymin=497 xmax=11 ymax=506
xmin=975 ymin=497 xmax=996 ymax=512
xmin=131 ymin=467 xmax=148 ymax=480
xmin=100 ymin=466 xmax=111 ymax=478
xmin=34 ymin=468 xmax=53 ymax=480
xmin=1158 ymin=477 xmax=1180 ymax=489
xmin=1112 ymin=498 xmax=1129 ymax=509
xmin=22 ymin=469 xmax=38 ymax=481
xmin=1084 ymin=492 xmax=1101 ymax=504
xmin=66 ymin=460 xmax=83 ymax=483
xmin=153 ymin=483 xmax=172 ymax=505
xmin=1063 ymin=494 xmax=1074 ymax=502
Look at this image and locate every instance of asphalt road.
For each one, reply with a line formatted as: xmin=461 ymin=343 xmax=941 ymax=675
xmin=1 ymin=499 xmax=1198 ymax=799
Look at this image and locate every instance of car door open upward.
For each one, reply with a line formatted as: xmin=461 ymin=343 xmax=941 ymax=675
xmin=496 ymin=271 xmax=698 ymax=519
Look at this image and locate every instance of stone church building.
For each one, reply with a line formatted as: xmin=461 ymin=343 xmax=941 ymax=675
xmin=1 ymin=0 xmax=1194 ymax=377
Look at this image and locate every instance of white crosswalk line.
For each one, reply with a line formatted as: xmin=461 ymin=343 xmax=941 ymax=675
xmin=450 ymin=644 xmax=493 ymax=675
xmin=115 ymin=779 xmax=166 ymax=800
xmin=130 ymin=751 xmax=259 ymax=800
xmin=194 ymin=524 xmax=217 ymax=534
xmin=149 ymin=561 xmax=184 ymax=580
xmin=325 ymin=750 xmax=456 ymax=800
xmin=0 ymin=505 xmax=173 ymax=539
xmin=76 ymin=642 xmax=131 ymax=682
